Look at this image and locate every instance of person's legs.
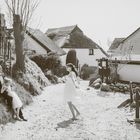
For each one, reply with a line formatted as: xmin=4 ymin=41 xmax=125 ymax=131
xmin=13 ymin=108 xmax=17 ymax=119
xmin=67 ymin=101 xmax=76 ymax=119
xmin=19 ymin=108 xmax=27 ymax=121
xmin=19 ymin=108 xmax=23 ymax=118
xmin=16 ymin=108 xmax=22 ymax=120
xmin=72 ymin=104 xmax=80 ymax=116
xmin=16 ymin=108 xmax=20 ymax=118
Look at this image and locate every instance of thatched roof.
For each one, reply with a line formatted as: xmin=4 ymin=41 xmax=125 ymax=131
xmin=26 ymin=28 xmax=66 ymax=56
xmin=109 ymin=38 xmax=125 ymax=50
xmin=46 ymin=25 xmax=78 ymax=36
xmin=46 ymin=25 xmax=98 ymax=49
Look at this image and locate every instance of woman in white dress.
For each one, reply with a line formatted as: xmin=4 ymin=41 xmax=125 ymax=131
xmin=64 ymin=63 xmax=80 ymax=120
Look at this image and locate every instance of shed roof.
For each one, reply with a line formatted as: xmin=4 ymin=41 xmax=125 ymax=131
xmin=26 ymin=28 xmax=66 ymax=56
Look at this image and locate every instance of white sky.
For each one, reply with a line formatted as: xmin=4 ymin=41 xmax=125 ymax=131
xmin=1 ymin=0 xmax=140 ymax=51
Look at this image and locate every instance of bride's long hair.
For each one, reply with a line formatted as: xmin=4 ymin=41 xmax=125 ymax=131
xmin=66 ymin=63 xmax=78 ymax=77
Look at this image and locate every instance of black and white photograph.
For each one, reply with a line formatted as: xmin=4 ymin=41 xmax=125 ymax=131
xmin=0 ymin=0 xmax=140 ymax=139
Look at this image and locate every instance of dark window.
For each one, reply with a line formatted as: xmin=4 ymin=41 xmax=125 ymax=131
xmin=89 ymin=49 xmax=94 ymax=55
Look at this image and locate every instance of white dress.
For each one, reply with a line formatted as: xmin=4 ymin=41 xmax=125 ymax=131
xmin=7 ymin=86 xmax=23 ymax=109
xmin=64 ymin=71 xmax=78 ymax=102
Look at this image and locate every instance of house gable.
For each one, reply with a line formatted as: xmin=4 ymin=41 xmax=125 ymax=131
xmin=71 ymin=25 xmax=83 ymax=34
xmin=117 ymin=27 xmax=140 ymax=55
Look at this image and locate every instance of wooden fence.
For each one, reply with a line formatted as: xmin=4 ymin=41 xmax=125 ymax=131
xmin=0 ymin=14 xmax=12 ymax=74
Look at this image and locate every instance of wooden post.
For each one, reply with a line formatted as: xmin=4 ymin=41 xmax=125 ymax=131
xmin=3 ymin=40 xmax=6 ymax=71
xmin=135 ymin=88 xmax=140 ymax=120
xmin=114 ymin=58 xmax=118 ymax=84
xmin=100 ymin=59 xmax=103 ymax=83
xmin=106 ymin=59 xmax=108 ymax=83
xmin=8 ymin=41 xmax=10 ymax=59
xmin=129 ymin=81 xmax=133 ymax=103
xmin=9 ymin=43 xmax=12 ymax=77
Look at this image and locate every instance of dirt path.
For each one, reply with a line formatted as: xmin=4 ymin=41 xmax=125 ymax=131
xmin=0 ymin=81 xmax=140 ymax=140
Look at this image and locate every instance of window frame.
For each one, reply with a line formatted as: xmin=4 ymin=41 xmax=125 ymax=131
xmin=89 ymin=49 xmax=94 ymax=55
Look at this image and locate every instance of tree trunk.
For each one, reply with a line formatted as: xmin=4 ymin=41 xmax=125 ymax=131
xmin=13 ymin=14 xmax=25 ymax=71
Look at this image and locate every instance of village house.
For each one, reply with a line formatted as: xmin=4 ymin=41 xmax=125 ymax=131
xmin=108 ymin=27 xmax=140 ymax=83
xmin=46 ymin=25 xmax=108 ymax=68
xmin=24 ymin=28 xmax=66 ymax=56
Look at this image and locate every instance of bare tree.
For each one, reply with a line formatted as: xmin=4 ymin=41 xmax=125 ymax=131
xmin=5 ymin=0 xmax=39 ymax=71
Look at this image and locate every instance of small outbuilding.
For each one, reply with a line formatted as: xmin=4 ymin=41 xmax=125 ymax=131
xmin=24 ymin=28 xmax=66 ymax=56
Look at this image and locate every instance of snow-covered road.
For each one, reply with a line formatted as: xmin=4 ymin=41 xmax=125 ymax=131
xmin=0 ymin=81 xmax=140 ymax=140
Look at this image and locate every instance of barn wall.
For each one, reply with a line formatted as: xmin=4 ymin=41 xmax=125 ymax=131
xmin=118 ymin=64 xmax=140 ymax=83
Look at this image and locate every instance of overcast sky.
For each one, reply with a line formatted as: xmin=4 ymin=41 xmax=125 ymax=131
xmin=1 ymin=0 xmax=140 ymax=50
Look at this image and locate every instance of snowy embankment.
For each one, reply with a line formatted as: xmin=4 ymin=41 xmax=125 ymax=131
xmin=0 ymin=57 xmax=50 ymax=124
xmin=16 ymin=57 xmax=50 ymax=95
xmin=0 ymin=81 xmax=140 ymax=140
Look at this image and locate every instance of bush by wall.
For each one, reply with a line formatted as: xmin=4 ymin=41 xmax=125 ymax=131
xmin=66 ymin=49 xmax=79 ymax=68
xmin=80 ymin=64 xmax=97 ymax=80
xmin=30 ymin=53 xmax=63 ymax=76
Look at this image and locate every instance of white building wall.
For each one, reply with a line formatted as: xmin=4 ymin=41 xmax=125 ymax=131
xmin=118 ymin=64 xmax=140 ymax=83
xmin=61 ymin=48 xmax=106 ymax=67
xmin=111 ymin=29 xmax=140 ymax=83
xmin=24 ymin=34 xmax=47 ymax=55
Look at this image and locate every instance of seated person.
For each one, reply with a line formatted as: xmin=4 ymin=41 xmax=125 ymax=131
xmin=1 ymin=78 xmax=27 ymax=121
xmin=0 ymin=66 xmax=12 ymax=108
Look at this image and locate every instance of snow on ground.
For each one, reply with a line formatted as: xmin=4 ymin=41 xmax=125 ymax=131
xmin=0 ymin=81 xmax=140 ymax=140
